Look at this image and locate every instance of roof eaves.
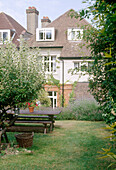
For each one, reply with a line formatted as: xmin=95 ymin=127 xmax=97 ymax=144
xmin=59 ymin=56 xmax=92 ymax=60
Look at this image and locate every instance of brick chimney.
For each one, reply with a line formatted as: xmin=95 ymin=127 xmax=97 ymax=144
xmin=41 ymin=16 xmax=51 ymax=28
xmin=26 ymin=7 xmax=39 ymax=35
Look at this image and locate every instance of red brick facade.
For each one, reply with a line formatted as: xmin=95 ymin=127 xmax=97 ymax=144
xmin=44 ymin=82 xmax=94 ymax=107
xmin=44 ymin=84 xmax=73 ymax=107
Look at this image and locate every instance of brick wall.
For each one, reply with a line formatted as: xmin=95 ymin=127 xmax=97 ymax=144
xmin=44 ymin=84 xmax=73 ymax=107
xmin=74 ymin=82 xmax=95 ymax=101
xmin=44 ymin=82 xmax=95 ymax=107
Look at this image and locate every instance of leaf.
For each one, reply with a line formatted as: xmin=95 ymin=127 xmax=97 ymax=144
xmin=102 ymin=147 xmax=111 ymax=152
xmin=104 ymin=53 xmax=112 ymax=58
xmin=107 ymin=162 xmax=116 ymax=168
xmin=98 ymin=155 xmax=108 ymax=159
xmin=104 ymin=61 xmax=116 ymax=66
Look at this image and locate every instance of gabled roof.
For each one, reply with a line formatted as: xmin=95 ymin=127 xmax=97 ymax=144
xmin=0 ymin=12 xmax=26 ymax=46
xmin=28 ymin=9 xmax=91 ymax=57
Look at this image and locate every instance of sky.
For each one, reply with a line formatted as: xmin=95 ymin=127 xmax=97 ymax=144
xmin=0 ymin=0 xmax=88 ymax=29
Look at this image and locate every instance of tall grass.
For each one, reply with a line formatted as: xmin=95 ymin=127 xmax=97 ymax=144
xmin=57 ymin=100 xmax=103 ymax=121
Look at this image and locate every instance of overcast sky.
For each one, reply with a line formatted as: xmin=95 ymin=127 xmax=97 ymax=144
xmin=0 ymin=0 xmax=88 ymax=29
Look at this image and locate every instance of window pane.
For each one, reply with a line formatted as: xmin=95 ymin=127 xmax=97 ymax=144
xmin=51 ymin=98 xmax=53 ymax=107
xmin=46 ymin=31 xmax=52 ymax=39
xmin=44 ymin=56 xmax=49 ymax=61
xmin=39 ymin=31 xmax=44 ymax=40
xmin=48 ymin=91 xmax=52 ymax=96
xmin=51 ymin=62 xmax=53 ymax=72
xmin=54 ymin=99 xmax=56 ymax=107
xmin=81 ymin=63 xmax=87 ymax=71
xmin=53 ymin=62 xmax=56 ymax=72
xmin=71 ymin=31 xmax=75 ymax=40
xmin=54 ymin=91 xmax=56 ymax=96
xmin=74 ymin=62 xmax=79 ymax=69
xmin=88 ymin=62 xmax=93 ymax=71
xmin=3 ymin=32 xmax=8 ymax=41
xmin=76 ymin=31 xmax=81 ymax=39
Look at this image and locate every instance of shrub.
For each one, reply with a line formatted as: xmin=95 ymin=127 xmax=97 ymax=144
xmin=57 ymin=100 xmax=103 ymax=121
xmin=37 ymin=89 xmax=51 ymax=107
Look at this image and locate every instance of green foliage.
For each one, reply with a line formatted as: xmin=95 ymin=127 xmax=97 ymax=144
xmin=69 ymin=81 xmax=78 ymax=103
xmin=70 ymin=1 xmax=116 ymax=124
xmin=57 ymin=100 xmax=103 ymax=121
xmin=98 ymin=122 xmax=116 ymax=169
xmin=37 ymin=89 xmax=51 ymax=107
xmin=0 ymin=41 xmax=45 ymax=128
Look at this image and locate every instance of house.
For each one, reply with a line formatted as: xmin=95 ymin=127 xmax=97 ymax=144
xmin=0 ymin=7 xmax=94 ymax=108
xmin=27 ymin=7 xmax=94 ymax=108
xmin=0 ymin=12 xmax=31 ymax=47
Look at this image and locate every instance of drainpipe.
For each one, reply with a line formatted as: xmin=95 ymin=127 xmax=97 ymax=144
xmin=62 ymin=60 xmax=64 ymax=107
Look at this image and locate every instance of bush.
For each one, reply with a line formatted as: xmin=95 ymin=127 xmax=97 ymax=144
xmin=56 ymin=100 xmax=103 ymax=121
xmin=37 ymin=89 xmax=51 ymax=107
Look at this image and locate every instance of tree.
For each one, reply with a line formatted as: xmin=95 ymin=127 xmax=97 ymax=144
xmin=0 ymin=41 xmax=45 ymax=129
xmin=70 ymin=0 xmax=116 ymax=123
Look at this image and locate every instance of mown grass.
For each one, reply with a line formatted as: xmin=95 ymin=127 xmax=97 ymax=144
xmin=0 ymin=121 xmax=113 ymax=170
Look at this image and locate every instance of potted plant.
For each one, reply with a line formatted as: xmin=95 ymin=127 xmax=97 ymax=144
xmin=26 ymin=102 xmax=38 ymax=112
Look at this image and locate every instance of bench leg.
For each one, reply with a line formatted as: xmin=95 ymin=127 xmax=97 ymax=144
xmin=43 ymin=124 xmax=47 ymax=134
xmin=50 ymin=123 xmax=53 ymax=132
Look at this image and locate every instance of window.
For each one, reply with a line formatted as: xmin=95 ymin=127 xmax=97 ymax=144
xmin=68 ymin=28 xmax=83 ymax=41
xmin=43 ymin=56 xmax=56 ymax=73
xmin=0 ymin=30 xmax=10 ymax=43
xmin=36 ymin=28 xmax=55 ymax=41
xmin=48 ymin=91 xmax=57 ymax=108
xmin=74 ymin=61 xmax=89 ymax=72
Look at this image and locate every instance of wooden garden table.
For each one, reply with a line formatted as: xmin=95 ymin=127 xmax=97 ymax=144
xmin=7 ymin=109 xmax=61 ymax=134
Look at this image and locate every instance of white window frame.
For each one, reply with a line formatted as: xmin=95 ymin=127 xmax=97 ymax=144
xmin=74 ymin=61 xmax=88 ymax=72
xmin=43 ymin=55 xmax=56 ymax=73
xmin=0 ymin=29 xmax=10 ymax=44
xmin=36 ymin=27 xmax=55 ymax=41
xmin=68 ymin=28 xmax=83 ymax=41
xmin=48 ymin=91 xmax=57 ymax=108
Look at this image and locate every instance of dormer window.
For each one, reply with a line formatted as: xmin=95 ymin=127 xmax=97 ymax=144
xmin=68 ymin=28 xmax=83 ymax=41
xmin=36 ymin=28 xmax=55 ymax=41
xmin=0 ymin=30 xmax=10 ymax=43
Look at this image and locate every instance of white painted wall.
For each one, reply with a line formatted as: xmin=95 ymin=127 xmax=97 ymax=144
xmin=39 ymin=48 xmax=90 ymax=84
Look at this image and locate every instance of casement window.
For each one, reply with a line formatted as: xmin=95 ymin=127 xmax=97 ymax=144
xmin=68 ymin=28 xmax=83 ymax=41
xmin=0 ymin=30 xmax=10 ymax=43
xmin=48 ymin=91 xmax=57 ymax=108
xmin=74 ymin=61 xmax=90 ymax=71
xmin=43 ymin=56 xmax=56 ymax=73
xmin=36 ymin=28 xmax=55 ymax=41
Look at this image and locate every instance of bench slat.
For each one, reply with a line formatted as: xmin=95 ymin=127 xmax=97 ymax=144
xmin=15 ymin=120 xmax=53 ymax=124
xmin=18 ymin=115 xmax=57 ymax=119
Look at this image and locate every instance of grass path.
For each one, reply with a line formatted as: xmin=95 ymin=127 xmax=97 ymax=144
xmin=0 ymin=121 xmax=112 ymax=170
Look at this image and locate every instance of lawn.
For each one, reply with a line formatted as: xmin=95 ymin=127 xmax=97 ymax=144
xmin=0 ymin=121 xmax=113 ymax=170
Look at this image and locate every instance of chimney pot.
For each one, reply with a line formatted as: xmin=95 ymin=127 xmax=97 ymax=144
xmin=32 ymin=6 xmax=36 ymax=9
xmin=41 ymin=16 xmax=51 ymax=28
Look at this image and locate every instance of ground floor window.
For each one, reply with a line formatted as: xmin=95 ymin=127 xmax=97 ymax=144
xmin=48 ymin=91 xmax=57 ymax=108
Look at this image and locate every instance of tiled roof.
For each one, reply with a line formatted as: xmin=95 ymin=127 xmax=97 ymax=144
xmin=0 ymin=12 xmax=26 ymax=46
xmin=28 ymin=9 xmax=91 ymax=57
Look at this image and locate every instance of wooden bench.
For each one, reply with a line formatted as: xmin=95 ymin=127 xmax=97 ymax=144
xmin=6 ymin=110 xmax=61 ymax=134
xmin=7 ymin=114 xmax=57 ymax=134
